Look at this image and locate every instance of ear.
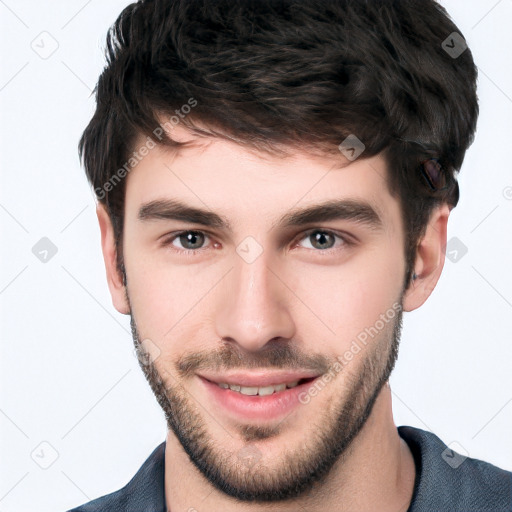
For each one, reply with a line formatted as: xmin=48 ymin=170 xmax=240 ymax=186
xmin=403 ymin=203 xmax=451 ymax=312
xmin=96 ymin=203 xmax=130 ymax=315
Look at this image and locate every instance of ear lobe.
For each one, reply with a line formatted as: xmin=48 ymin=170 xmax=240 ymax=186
xmin=403 ymin=203 xmax=451 ymax=312
xmin=96 ymin=203 xmax=130 ymax=315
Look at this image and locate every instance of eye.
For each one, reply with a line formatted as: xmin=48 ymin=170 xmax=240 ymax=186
xmin=296 ymin=229 xmax=352 ymax=253
xmin=162 ymin=230 xmax=212 ymax=253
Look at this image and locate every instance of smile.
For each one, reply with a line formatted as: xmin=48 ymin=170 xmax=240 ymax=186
xmin=199 ymin=374 xmax=320 ymax=421
xmin=216 ymin=379 xmax=312 ymax=396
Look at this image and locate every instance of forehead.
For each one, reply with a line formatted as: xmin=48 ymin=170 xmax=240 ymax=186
xmin=124 ymin=127 xmax=399 ymax=232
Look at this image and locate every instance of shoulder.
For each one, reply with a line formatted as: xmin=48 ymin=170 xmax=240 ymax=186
xmin=67 ymin=485 xmax=130 ymax=512
xmin=66 ymin=441 xmax=167 ymax=512
xmin=399 ymin=425 xmax=512 ymax=512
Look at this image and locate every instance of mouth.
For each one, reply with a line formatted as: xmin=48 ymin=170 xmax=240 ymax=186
xmin=198 ymin=372 xmax=321 ymax=421
xmin=213 ymin=377 xmax=317 ymax=396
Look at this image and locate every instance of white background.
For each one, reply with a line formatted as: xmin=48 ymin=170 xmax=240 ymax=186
xmin=0 ymin=1 xmax=511 ymax=511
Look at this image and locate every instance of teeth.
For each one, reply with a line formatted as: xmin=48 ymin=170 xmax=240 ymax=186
xmin=239 ymin=386 xmax=259 ymax=396
xmin=257 ymin=386 xmax=275 ymax=396
xmin=217 ymin=380 xmax=304 ymax=395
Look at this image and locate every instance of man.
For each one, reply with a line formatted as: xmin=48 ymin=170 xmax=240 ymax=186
xmin=68 ymin=0 xmax=511 ymax=511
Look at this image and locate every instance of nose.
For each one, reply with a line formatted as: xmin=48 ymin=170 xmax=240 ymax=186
xmin=214 ymin=249 xmax=296 ymax=352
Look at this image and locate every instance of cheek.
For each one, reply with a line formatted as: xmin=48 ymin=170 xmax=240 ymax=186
xmin=289 ymin=245 xmax=403 ymax=351
xmin=124 ymin=248 xmax=223 ymax=342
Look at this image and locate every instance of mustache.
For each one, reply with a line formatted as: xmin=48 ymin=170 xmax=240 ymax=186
xmin=130 ymin=316 xmax=332 ymax=377
xmin=175 ymin=343 xmax=332 ymax=378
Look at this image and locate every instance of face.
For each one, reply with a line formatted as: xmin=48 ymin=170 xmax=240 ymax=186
xmin=112 ymin=127 xmax=412 ymax=501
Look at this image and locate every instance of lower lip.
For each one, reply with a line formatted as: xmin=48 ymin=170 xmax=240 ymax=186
xmin=199 ymin=377 xmax=317 ymax=422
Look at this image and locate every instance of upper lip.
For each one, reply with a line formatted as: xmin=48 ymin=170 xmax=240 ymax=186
xmin=198 ymin=370 xmax=320 ymax=387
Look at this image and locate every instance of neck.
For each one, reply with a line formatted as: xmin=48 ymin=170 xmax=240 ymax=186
xmin=164 ymin=383 xmax=416 ymax=512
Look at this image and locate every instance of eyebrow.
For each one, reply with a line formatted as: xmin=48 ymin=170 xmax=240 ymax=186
xmin=138 ymin=198 xmax=384 ymax=232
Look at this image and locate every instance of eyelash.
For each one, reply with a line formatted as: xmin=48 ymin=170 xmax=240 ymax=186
xmin=160 ymin=229 xmax=354 ymax=257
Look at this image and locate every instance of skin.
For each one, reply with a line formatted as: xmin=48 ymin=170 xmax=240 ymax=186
xmin=97 ymin=125 xmax=450 ymax=512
